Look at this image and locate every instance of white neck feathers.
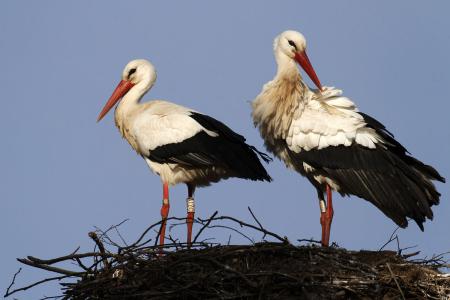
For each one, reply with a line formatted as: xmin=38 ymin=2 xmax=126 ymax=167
xmin=274 ymin=51 xmax=301 ymax=81
xmin=116 ymin=75 xmax=155 ymax=118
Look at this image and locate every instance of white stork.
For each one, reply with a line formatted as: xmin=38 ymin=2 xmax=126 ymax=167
xmin=97 ymin=59 xmax=271 ymax=247
xmin=252 ymin=30 xmax=445 ymax=247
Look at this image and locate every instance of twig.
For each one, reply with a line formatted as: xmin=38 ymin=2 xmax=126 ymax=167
xmin=167 ymin=235 xmax=182 ymax=251
xmin=17 ymin=258 xmax=83 ymax=276
xmin=114 ymin=224 xmax=129 ymax=247
xmin=96 ymin=218 xmax=129 ymax=240
xmin=5 ymin=274 xmax=70 ymax=298
xmin=402 ymin=251 xmax=421 ymax=259
xmin=39 ymin=296 xmax=64 ymax=300
xmin=75 ymin=257 xmax=90 ymax=272
xmin=126 ymin=220 xmax=164 ymax=249
xmin=26 ymin=252 xmax=110 ymax=265
xmin=398 ymin=245 xmax=418 ymax=256
xmin=152 ymin=216 xmax=201 ymax=248
xmin=379 ymin=227 xmax=400 ymax=251
xmin=154 ymin=220 xmax=163 ymax=247
xmin=386 ymin=263 xmax=405 ymax=300
xmin=193 ymin=211 xmax=218 ymax=243
xmin=124 ymin=216 xmax=189 ymax=249
xmin=197 ymin=214 xmax=287 ymax=243
xmin=297 ymin=238 xmax=322 ymax=245
xmin=247 ymin=207 xmax=264 ymax=237
xmin=89 ymin=232 xmax=110 ymax=270
xmin=411 ymin=251 xmax=450 ymax=267
xmin=4 ymin=267 xmax=21 ymax=297
xmin=207 ymin=225 xmax=255 ymax=244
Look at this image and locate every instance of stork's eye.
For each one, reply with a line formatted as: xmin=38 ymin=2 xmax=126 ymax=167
xmin=128 ymin=68 xmax=137 ymax=77
xmin=288 ymin=40 xmax=297 ymax=50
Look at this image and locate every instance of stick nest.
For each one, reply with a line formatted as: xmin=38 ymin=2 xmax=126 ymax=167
xmin=5 ymin=210 xmax=450 ymax=299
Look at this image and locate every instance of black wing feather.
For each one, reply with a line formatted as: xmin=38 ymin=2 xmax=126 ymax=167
xmin=190 ymin=112 xmax=272 ymax=163
xmin=293 ymin=112 xmax=444 ymax=230
xmin=148 ymin=132 xmax=217 ymax=167
xmin=360 ymin=112 xmax=445 ymax=182
xmin=189 ymin=112 xmax=246 ymax=143
xmin=148 ymin=112 xmax=272 ymax=182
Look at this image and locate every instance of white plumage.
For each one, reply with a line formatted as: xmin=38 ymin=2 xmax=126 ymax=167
xmin=286 ymin=87 xmax=382 ymax=152
xmin=133 ymin=102 xmax=218 ymax=152
xmin=134 ymin=103 xmax=204 ymax=152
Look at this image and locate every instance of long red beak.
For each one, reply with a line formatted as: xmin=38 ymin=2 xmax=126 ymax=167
xmin=294 ymin=50 xmax=322 ymax=91
xmin=97 ymin=80 xmax=135 ymax=122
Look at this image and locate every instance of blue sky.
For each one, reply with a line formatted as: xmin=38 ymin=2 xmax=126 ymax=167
xmin=1 ymin=1 xmax=449 ymax=297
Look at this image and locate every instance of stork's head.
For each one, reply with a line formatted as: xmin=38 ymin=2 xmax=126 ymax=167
xmin=121 ymin=59 xmax=156 ymax=86
xmin=274 ymin=30 xmax=322 ymax=90
xmin=97 ymin=59 xmax=157 ymax=122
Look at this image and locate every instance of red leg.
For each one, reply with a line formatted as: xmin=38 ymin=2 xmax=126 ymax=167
xmin=186 ymin=184 xmax=196 ymax=247
xmin=159 ymin=182 xmax=170 ymax=247
xmin=320 ymin=184 xmax=334 ymax=247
